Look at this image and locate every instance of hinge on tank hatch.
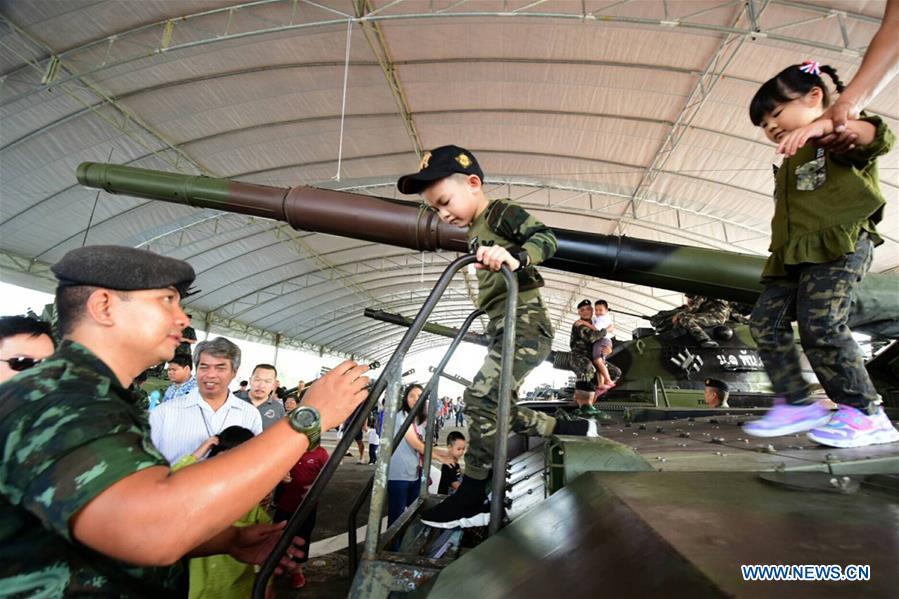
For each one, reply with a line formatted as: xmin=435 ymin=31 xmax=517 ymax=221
xmin=670 ymin=348 xmax=703 ymax=379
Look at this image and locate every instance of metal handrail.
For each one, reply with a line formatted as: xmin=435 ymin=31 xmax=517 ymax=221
xmin=254 ymin=254 xmax=516 ymax=596
xmin=347 ymin=308 xmax=484 ymax=574
xmin=489 ymin=264 xmax=518 ymax=536
xmin=652 ymin=376 xmax=671 ymax=408
xmin=253 ymin=255 xmax=484 ymax=598
xmin=359 ymin=255 xmax=518 ymax=558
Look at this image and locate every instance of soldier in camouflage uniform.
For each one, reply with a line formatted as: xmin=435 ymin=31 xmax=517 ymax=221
xmin=0 ymin=245 xmax=368 ymax=595
xmin=651 ymin=295 xmax=729 ymax=348
xmin=676 ymin=296 xmax=731 ymax=349
xmin=397 ymin=145 xmax=594 ymax=528
xmin=568 ymin=300 xmax=611 ymax=417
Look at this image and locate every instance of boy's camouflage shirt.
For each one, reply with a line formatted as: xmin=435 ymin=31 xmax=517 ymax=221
xmin=467 ymin=198 xmax=558 ymax=319
xmin=0 ymin=340 xmax=184 ymax=597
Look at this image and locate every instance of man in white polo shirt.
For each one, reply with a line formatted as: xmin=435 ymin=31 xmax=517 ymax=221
xmin=150 ymin=336 xmax=262 ymax=464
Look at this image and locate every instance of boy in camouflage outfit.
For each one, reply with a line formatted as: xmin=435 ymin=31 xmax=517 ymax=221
xmin=397 ymin=145 xmax=593 ymax=528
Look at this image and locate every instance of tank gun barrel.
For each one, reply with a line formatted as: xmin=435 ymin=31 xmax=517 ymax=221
xmin=364 ymin=308 xmax=489 ymax=348
xmin=428 ymin=366 xmax=473 ymax=388
xmin=365 ymin=308 xmax=570 ymax=369
xmin=76 ymin=162 xmax=898 ymax=338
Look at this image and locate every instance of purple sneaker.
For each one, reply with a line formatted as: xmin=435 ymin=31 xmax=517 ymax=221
xmin=807 ymin=405 xmax=899 ymax=448
xmin=742 ymin=400 xmax=833 ymax=437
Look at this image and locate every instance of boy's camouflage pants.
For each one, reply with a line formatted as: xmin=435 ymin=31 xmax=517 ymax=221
xmin=750 ymin=233 xmax=877 ymax=412
xmin=463 ymin=299 xmax=556 ymax=480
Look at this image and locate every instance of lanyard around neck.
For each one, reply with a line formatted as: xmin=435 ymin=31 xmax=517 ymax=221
xmin=198 ymin=400 xmax=230 ymax=438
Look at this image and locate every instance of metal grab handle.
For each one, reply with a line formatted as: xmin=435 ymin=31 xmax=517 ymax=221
xmin=251 ymin=371 xmax=390 ymax=598
xmin=489 ymin=265 xmax=518 ymax=536
xmin=254 ymin=254 xmax=483 ymax=597
xmin=652 ymin=376 xmax=671 ymax=408
xmin=347 ymin=308 xmax=484 ymax=574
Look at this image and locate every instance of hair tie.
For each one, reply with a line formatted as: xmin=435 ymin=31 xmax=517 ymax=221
xmin=799 ymin=60 xmax=821 ymax=76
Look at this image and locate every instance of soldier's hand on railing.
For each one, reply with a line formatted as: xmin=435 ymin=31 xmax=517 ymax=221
xmin=301 ymin=360 xmax=370 ymax=431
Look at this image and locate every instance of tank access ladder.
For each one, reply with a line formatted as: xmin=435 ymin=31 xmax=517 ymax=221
xmin=252 ymin=254 xmax=518 ymax=598
xmin=346 ymin=254 xmax=518 ymax=597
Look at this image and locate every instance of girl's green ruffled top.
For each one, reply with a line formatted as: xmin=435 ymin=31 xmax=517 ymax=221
xmin=763 ymin=114 xmax=894 ymax=279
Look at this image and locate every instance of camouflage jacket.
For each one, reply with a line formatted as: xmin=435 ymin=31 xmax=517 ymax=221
xmin=570 ymin=320 xmax=605 ymax=356
xmin=467 ymin=199 xmax=558 ymax=319
xmin=691 ymin=297 xmax=731 ymax=320
xmin=0 ymin=341 xmax=184 ymax=597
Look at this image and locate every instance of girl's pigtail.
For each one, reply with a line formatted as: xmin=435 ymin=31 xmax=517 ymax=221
xmin=819 ymin=64 xmax=846 ymax=94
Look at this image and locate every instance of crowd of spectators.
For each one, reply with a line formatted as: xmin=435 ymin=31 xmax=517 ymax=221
xmin=1 ymin=311 xmax=471 ymax=594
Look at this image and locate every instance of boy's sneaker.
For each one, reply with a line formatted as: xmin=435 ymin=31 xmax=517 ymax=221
xmin=554 ymin=417 xmax=599 ymax=437
xmin=421 ymin=476 xmax=491 ymax=529
xmin=743 ymin=399 xmax=833 ymax=437
xmin=807 ymin=405 xmax=899 ymax=448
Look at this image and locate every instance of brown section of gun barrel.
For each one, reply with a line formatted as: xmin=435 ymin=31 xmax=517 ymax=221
xmin=282 ymin=186 xmax=468 ymax=252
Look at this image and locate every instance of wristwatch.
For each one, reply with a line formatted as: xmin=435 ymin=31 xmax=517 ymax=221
xmin=288 ymin=406 xmax=321 ymax=450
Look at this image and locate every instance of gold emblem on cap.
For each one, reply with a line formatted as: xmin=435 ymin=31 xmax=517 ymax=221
xmin=455 ymin=153 xmax=472 ymax=168
xmin=418 ymin=152 xmax=432 ymax=171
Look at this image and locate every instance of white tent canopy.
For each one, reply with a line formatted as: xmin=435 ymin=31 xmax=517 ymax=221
xmin=2 ymin=0 xmax=896 ymax=361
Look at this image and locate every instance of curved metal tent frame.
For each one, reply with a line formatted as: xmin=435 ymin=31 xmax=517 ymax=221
xmin=1 ymin=0 xmax=896 ymax=361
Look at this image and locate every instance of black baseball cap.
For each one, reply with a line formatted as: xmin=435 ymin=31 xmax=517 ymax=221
xmin=397 ymin=145 xmax=484 ymax=195
xmin=577 ymin=299 xmax=592 ymax=309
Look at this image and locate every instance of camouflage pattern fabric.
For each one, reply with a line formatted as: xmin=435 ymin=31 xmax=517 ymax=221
xmin=463 ymin=299 xmax=557 ymax=480
xmin=679 ymin=298 xmax=730 ymax=343
xmin=0 ymin=340 xmax=184 ymax=597
xmin=569 ymin=320 xmax=606 ymax=384
xmin=750 ymin=233 xmax=877 ymax=412
xmin=651 ymin=298 xmax=730 ymax=342
xmin=466 ymin=198 xmax=558 ymax=319
xmin=649 ymin=306 xmax=684 ymax=333
xmin=130 ymin=382 xmax=151 ymax=414
xmin=606 ymin=362 xmax=622 ymax=383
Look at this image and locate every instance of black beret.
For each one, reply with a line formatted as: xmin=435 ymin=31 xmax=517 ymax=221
xmin=52 ymin=245 xmax=196 ymax=297
xmin=397 ymin=145 xmax=484 ymax=195
xmin=704 ymin=378 xmax=729 ymax=392
xmin=577 ymin=299 xmax=592 ymax=309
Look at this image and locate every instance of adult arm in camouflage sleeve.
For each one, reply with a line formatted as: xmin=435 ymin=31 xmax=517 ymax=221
xmin=491 ymin=201 xmax=558 ymax=266
xmin=575 ymin=320 xmax=606 ymax=344
xmin=70 ymin=361 xmax=369 ymax=566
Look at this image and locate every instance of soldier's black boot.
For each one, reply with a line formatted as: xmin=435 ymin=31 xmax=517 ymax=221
xmin=421 ymin=475 xmax=490 ymax=529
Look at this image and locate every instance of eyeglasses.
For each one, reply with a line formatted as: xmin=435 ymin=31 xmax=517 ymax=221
xmin=2 ymin=357 xmax=44 ymax=372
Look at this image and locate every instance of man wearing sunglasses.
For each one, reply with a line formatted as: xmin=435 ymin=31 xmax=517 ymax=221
xmin=0 ymin=315 xmax=55 ymax=384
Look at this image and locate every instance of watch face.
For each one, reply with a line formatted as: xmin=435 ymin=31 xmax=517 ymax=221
xmin=295 ymin=408 xmax=316 ymax=428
